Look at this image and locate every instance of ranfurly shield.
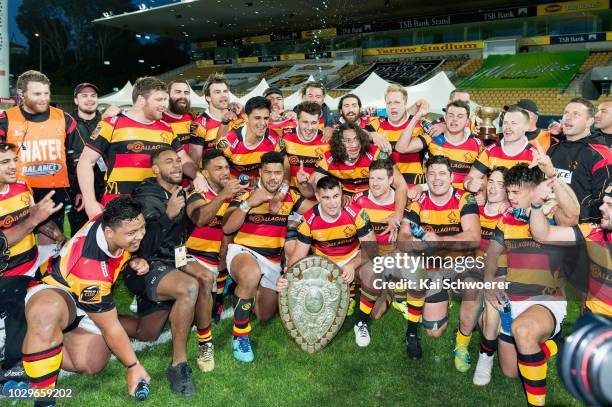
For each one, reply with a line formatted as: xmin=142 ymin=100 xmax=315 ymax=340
xmin=279 ymin=255 xmax=349 ymax=353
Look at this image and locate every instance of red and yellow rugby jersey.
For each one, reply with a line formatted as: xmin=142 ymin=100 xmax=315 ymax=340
xmin=36 ymin=216 xmax=132 ymax=313
xmin=315 ymin=145 xmax=381 ymax=196
xmin=282 ymin=127 xmax=329 ymax=188
xmin=191 ymin=111 xmax=244 ymax=152
xmin=493 ymin=211 xmax=564 ymax=301
xmin=162 ymin=112 xmax=194 ymax=149
xmin=370 ymin=115 xmax=424 ymax=185
xmin=416 ymin=131 xmax=482 ymax=189
xmin=472 ymin=140 xmax=535 ymax=176
xmin=405 ymin=189 xmax=479 ymax=263
xmin=185 ymin=189 xmax=231 ymax=267
xmin=229 ymin=188 xmax=305 ymax=263
xmin=574 ymin=223 xmax=611 ymax=317
xmin=352 ymin=191 xmax=396 ymax=249
xmin=86 ymin=113 xmax=183 ymax=204
xmin=269 ymin=118 xmax=297 ymax=138
xmin=217 ymin=127 xmax=283 ymax=179
xmin=297 ymin=203 xmax=372 ymax=264
xmin=0 ymin=181 xmax=38 ymax=276
xmin=478 ymin=204 xmax=503 ymax=256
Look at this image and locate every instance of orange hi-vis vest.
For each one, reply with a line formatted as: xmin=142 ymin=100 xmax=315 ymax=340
xmin=5 ymin=106 xmax=69 ymax=188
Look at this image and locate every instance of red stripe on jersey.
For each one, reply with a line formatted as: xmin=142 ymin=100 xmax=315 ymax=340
xmin=113 ymin=153 xmax=154 ymax=169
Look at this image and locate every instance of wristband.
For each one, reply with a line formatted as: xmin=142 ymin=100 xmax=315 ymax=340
xmin=239 ymin=201 xmax=251 ymax=213
xmin=530 ymin=203 xmax=543 ymax=210
xmin=127 ymin=362 xmax=138 ymax=369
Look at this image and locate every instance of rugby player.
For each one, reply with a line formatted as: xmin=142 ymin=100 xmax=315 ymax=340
xmin=186 ymin=150 xmax=243 ymax=325
xmin=163 ymin=80 xmax=195 ymax=149
xmin=352 ymin=159 xmax=409 ymax=320
xmin=594 ymin=99 xmax=612 ymax=147
xmin=189 ymin=73 xmax=244 ymax=162
xmin=0 ymin=142 xmax=65 ymax=379
xmin=396 ymin=100 xmax=482 ymax=190
xmin=530 ymin=184 xmax=612 ymax=317
xmin=222 ymin=152 xmax=315 ymax=362
xmin=369 ymin=84 xmax=427 ymax=186
xmin=278 ymin=176 xmax=378 ymax=346
xmin=484 ymin=164 xmax=579 ymax=406
xmin=398 ymin=155 xmax=480 ymax=360
xmin=464 ymin=106 xmax=536 ymax=194
xmin=310 ymin=122 xmax=408 ymax=219
xmin=22 ymin=197 xmax=150 ymax=405
xmin=77 ymin=76 xmax=206 ymax=218
xmin=426 ymin=89 xmax=475 ymax=138
xmin=0 ymin=70 xmax=79 ymax=245
xmin=264 ymin=87 xmax=297 ymax=137
xmin=336 ymin=93 xmax=392 ymax=153
xmin=506 ymin=99 xmax=555 ymax=152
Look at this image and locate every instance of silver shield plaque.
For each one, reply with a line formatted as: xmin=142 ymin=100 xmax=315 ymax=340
xmin=279 ymin=255 xmax=349 ymax=353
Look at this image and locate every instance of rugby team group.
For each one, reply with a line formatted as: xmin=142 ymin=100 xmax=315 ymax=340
xmin=0 ymin=69 xmax=610 ymax=406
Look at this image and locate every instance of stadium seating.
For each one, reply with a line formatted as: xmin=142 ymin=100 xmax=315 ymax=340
xmin=455 ymin=58 xmax=484 ymax=80
xmin=258 ymin=66 xmax=291 ymax=80
xmin=467 ymin=89 xmax=577 ymax=115
xmin=578 ymin=50 xmax=612 ymax=74
xmin=172 ymin=66 xmax=226 ymax=82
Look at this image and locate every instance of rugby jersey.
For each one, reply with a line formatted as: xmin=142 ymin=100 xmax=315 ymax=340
xmin=352 ymin=191 xmax=396 ymax=249
xmin=36 ymin=216 xmax=132 ymax=313
xmin=404 ymin=189 xmax=479 ymax=263
xmin=370 ymin=115 xmax=424 ymax=185
xmin=297 ymin=204 xmax=372 ymax=264
xmin=86 ymin=113 xmax=183 ymax=204
xmin=472 ymin=140 xmax=535 ymax=176
xmin=230 ymin=188 xmax=305 ymax=263
xmin=218 ymin=127 xmax=284 ymax=179
xmin=162 ymin=111 xmax=194 ymax=148
xmin=416 ymin=131 xmax=482 ymax=189
xmin=478 ymin=204 xmax=503 ymax=255
xmin=405 ymin=189 xmax=479 ymax=237
xmin=315 ymin=144 xmax=381 ymax=196
xmin=574 ymin=223 xmax=611 ymax=317
xmin=282 ymin=127 xmax=329 ymax=188
xmin=186 ymin=189 xmax=231 ymax=267
xmin=191 ymin=111 xmax=244 ymax=152
xmin=493 ymin=211 xmax=564 ymax=301
xmin=269 ymin=117 xmax=297 ymax=138
xmin=0 ymin=181 xmax=38 ymax=276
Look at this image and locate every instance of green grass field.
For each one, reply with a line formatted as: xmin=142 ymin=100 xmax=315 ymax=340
xmin=9 ymin=275 xmax=582 ymax=407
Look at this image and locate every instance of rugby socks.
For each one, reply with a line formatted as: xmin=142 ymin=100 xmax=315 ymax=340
xmin=23 ymin=343 xmax=63 ymax=389
xmin=233 ymin=298 xmax=254 ymax=337
xmin=197 ymin=325 xmax=212 ymax=347
xmin=540 ymin=338 xmax=559 ymax=359
xmin=455 ymin=328 xmax=472 ymax=347
xmin=517 ymin=349 xmax=547 ymax=407
xmin=406 ymin=292 xmax=425 ymax=335
xmin=479 ymin=337 xmax=498 ymax=356
xmin=356 ymin=285 xmax=381 ymax=323
xmin=216 ymin=269 xmax=228 ymax=296
xmin=393 ymin=288 xmax=407 ymax=305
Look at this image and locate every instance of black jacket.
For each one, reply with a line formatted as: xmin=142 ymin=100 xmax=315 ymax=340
xmin=131 ymin=178 xmax=191 ymax=263
xmin=548 ymin=132 xmax=611 ymax=223
xmin=69 ymin=110 xmax=105 ymax=200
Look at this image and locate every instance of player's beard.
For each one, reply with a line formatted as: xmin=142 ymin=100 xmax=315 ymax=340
xmin=23 ymin=97 xmax=49 ymax=114
xmin=78 ymin=106 xmax=97 ymax=115
xmin=169 ymin=97 xmax=190 ymax=115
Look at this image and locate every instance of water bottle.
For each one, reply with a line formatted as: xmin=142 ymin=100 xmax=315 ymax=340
xmin=432 ymin=134 xmax=446 ymax=146
xmin=409 ymin=221 xmax=426 ymax=240
xmin=238 ymin=174 xmax=250 ymax=186
xmin=134 ymin=379 xmax=149 ymax=401
xmin=499 ymin=295 xmax=513 ymax=334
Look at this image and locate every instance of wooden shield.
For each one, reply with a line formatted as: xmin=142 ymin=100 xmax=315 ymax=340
xmin=279 ymin=255 xmax=349 ymax=353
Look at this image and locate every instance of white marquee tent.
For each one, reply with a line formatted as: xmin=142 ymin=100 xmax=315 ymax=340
xmin=98 ymin=81 xmax=134 ymax=107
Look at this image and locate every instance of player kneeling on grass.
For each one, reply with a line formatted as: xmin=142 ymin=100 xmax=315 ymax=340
xmin=223 ymin=152 xmax=315 ymax=363
xmin=483 ymin=164 xmax=579 ymax=406
xmin=22 ymin=197 xmax=149 ymax=406
xmin=120 ymin=148 xmax=245 ymax=397
xmin=277 ymin=176 xmax=378 ymax=347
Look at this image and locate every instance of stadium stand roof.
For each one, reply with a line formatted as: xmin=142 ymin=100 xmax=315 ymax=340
xmin=94 ymin=0 xmax=544 ymax=41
